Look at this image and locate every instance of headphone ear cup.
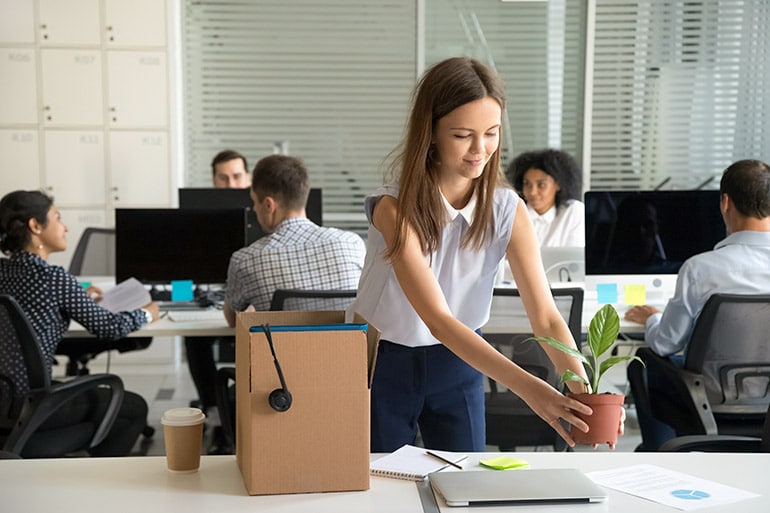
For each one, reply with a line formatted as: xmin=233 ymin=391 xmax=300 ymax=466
xmin=268 ymin=388 xmax=293 ymax=412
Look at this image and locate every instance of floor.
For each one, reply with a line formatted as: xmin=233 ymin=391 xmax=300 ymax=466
xmin=50 ymin=338 xmax=643 ymax=457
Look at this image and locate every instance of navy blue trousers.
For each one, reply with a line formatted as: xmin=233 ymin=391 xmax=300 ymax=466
xmin=370 ymin=340 xmax=485 ymax=453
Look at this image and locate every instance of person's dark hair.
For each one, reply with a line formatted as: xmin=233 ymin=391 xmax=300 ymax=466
xmin=388 ymin=56 xmax=508 ymax=258
xmin=0 ymin=190 xmax=54 ymax=255
xmin=720 ymin=159 xmax=770 ymax=219
xmin=251 ymin=155 xmax=310 ymax=210
xmin=507 ymin=149 xmax=582 ymax=208
xmin=211 ymin=149 xmax=248 ymax=176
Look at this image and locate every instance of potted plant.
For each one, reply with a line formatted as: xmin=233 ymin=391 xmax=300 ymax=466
xmin=530 ymin=303 xmax=644 ymax=446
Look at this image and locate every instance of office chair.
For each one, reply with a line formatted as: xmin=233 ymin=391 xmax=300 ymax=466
xmin=627 ymin=293 xmax=770 ymax=446
xmin=484 ymin=287 xmax=584 ymax=451
xmin=0 ymin=294 xmax=125 ymax=457
xmin=658 ymin=403 xmax=770 ymax=453
xmin=214 ymin=288 xmax=358 ymax=452
xmin=215 ymin=366 xmax=236 ymax=452
xmin=56 ymin=227 xmax=153 ymax=376
xmin=268 ymin=288 xmax=357 ymax=311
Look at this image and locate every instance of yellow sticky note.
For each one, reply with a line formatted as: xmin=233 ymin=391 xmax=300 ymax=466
xmin=478 ymin=456 xmax=530 ymax=470
xmin=625 ymin=284 xmax=647 ymax=305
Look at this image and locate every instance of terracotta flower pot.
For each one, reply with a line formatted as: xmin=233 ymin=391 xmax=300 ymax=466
xmin=568 ymin=393 xmax=625 ymax=446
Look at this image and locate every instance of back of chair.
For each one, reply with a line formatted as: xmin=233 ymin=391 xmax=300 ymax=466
xmin=490 ymin=287 xmax=584 ymax=345
xmin=685 ymin=294 xmax=770 ymax=414
xmin=269 ymin=289 xmax=357 ymax=312
xmin=0 ymin=295 xmax=50 ymax=397
xmin=484 ymin=287 xmax=584 ymax=450
xmin=68 ymin=227 xmax=116 ymax=276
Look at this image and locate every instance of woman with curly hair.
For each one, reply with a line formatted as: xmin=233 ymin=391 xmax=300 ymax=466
xmin=507 ymin=149 xmax=584 ymax=247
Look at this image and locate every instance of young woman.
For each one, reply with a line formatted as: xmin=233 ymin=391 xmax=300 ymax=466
xmin=508 ymin=148 xmax=584 ymax=247
xmin=0 ymin=190 xmax=159 ymax=456
xmin=348 ymin=57 xmax=594 ymax=453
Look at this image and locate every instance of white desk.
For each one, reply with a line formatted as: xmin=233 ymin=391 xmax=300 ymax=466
xmin=1 ymin=452 xmax=767 ymax=512
xmin=64 ymin=316 xmax=234 ymax=338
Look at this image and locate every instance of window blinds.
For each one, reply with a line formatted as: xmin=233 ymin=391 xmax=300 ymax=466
xmin=590 ymin=0 xmax=770 ymax=190
xmin=182 ymin=0 xmax=417 ymax=233
xmin=424 ymin=0 xmax=586 ymax=170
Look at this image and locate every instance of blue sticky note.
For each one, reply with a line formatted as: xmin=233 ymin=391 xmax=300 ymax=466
xmin=596 ymin=283 xmax=618 ymax=304
xmin=171 ymin=280 xmax=194 ymax=301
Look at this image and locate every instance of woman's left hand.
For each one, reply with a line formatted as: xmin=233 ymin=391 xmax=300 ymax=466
xmin=85 ymin=285 xmax=104 ymax=301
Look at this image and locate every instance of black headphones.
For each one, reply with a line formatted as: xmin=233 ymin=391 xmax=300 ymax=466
xmin=261 ymin=323 xmax=292 ymax=412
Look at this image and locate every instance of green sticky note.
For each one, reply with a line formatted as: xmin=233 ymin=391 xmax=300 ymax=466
xmin=478 ymin=456 xmax=530 ymax=470
xmin=625 ymin=284 xmax=647 ymax=305
xmin=79 ymin=281 xmax=91 ymax=289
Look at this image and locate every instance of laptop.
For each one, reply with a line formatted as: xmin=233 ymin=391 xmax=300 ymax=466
xmin=429 ymin=468 xmax=608 ymax=507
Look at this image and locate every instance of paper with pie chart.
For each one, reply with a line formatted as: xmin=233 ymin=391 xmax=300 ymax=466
xmin=587 ymin=463 xmax=759 ymax=510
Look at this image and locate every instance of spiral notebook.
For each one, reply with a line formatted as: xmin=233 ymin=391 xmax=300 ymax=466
xmin=370 ymin=444 xmax=467 ymax=481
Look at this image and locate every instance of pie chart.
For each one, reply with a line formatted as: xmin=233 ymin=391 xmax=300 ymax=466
xmin=671 ymin=489 xmax=711 ymax=500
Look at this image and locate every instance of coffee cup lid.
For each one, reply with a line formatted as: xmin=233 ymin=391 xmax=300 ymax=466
xmin=161 ymin=407 xmax=206 ymax=426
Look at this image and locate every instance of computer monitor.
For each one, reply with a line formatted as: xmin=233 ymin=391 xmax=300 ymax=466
xmin=115 ymin=208 xmax=246 ymax=285
xmin=178 ymin=187 xmax=323 ymax=244
xmin=584 ymin=190 xmax=725 ymax=304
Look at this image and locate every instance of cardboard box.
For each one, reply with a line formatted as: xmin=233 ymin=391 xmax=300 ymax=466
xmin=235 ymin=311 xmax=379 ymax=495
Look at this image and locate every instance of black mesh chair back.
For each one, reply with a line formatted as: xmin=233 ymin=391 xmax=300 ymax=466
xmin=628 ymin=293 xmax=770 ymax=443
xmin=0 ymin=294 xmax=124 ymax=457
xmin=484 ymin=287 xmax=584 ymax=451
xmin=685 ymin=294 xmax=770 ymax=413
xmin=269 ymin=288 xmax=357 ymax=311
xmin=68 ymin=227 xmax=116 ymax=276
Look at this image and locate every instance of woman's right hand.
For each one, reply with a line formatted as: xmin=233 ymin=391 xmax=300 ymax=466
xmin=142 ymin=301 xmax=160 ymax=322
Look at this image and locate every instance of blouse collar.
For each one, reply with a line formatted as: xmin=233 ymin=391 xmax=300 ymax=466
xmin=441 ymin=191 xmax=477 ymax=226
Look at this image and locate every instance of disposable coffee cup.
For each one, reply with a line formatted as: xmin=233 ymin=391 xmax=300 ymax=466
xmin=161 ymin=407 xmax=206 ymax=473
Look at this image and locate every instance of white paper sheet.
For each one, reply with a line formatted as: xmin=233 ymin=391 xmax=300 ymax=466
xmin=587 ymin=464 xmax=760 ymax=511
xmin=98 ymin=277 xmax=151 ymax=313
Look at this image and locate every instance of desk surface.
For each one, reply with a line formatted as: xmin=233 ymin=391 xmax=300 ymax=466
xmin=2 ymin=452 xmax=767 ymax=512
xmin=64 ymin=316 xmax=235 ymax=338
xmin=66 ymin=279 xmax=648 ymax=338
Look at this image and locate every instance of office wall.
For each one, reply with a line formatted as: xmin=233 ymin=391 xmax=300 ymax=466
xmin=0 ymin=0 xmax=177 ymax=267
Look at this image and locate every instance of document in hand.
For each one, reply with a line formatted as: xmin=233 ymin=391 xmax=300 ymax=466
xmin=370 ymin=444 xmax=467 ymax=481
xmin=98 ymin=278 xmax=151 ymax=313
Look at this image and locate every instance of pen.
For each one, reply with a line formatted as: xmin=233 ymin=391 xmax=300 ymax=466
xmin=425 ymin=450 xmax=463 ymax=470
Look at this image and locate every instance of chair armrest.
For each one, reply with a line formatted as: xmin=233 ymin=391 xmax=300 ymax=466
xmin=3 ymin=373 xmax=124 ymax=455
xmin=634 ymin=347 xmax=719 ymax=435
xmin=659 ymin=434 xmax=763 ymax=452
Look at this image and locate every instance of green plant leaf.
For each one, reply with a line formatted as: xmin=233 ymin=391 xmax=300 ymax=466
xmin=559 ymin=369 xmax=591 ymax=393
xmin=587 ymin=304 xmax=621 ymax=360
xmin=527 ymin=336 xmax=588 ymax=364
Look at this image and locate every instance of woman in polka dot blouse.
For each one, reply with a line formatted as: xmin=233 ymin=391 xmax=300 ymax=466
xmin=0 ymin=190 xmax=159 ymax=456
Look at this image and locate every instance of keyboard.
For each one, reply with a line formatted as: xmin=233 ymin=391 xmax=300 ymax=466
xmin=167 ymin=309 xmax=224 ymax=322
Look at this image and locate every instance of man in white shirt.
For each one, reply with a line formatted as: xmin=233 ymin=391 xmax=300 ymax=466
xmin=625 ymin=159 xmax=770 ymax=450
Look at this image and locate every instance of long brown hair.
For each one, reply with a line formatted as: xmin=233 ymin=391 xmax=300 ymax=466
xmin=387 ymin=57 xmax=508 ymax=259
